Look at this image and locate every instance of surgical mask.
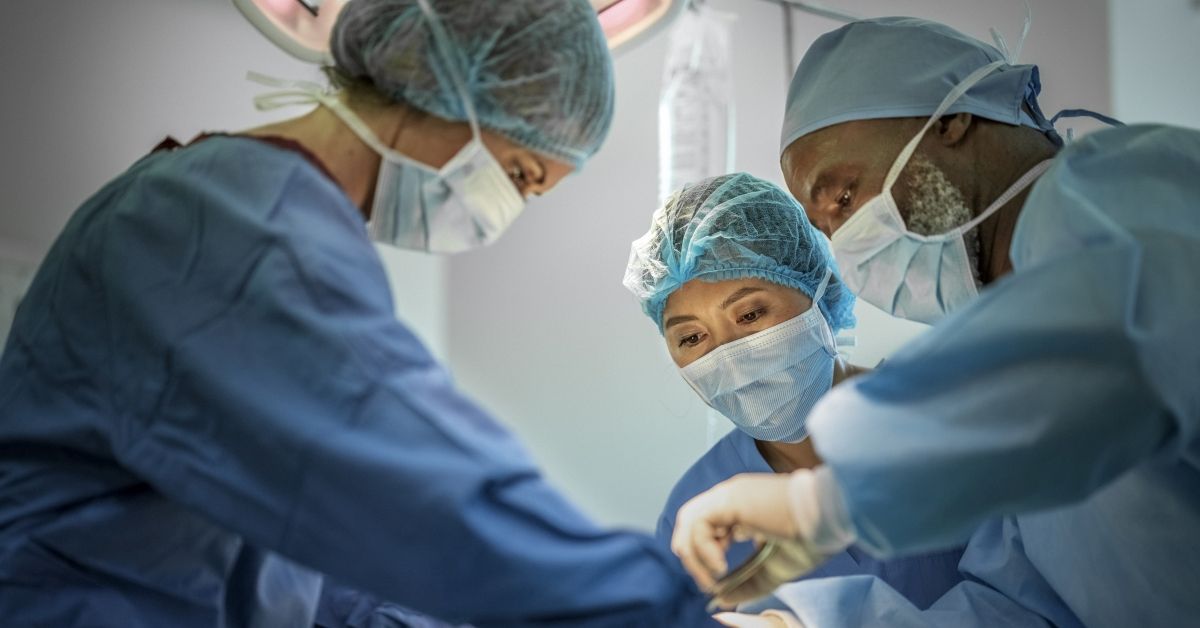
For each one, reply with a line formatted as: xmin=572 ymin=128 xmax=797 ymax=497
xmin=248 ymin=3 xmax=525 ymax=254
xmin=830 ymin=60 xmax=1053 ymax=324
xmin=315 ymin=96 xmax=525 ymax=254
xmin=680 ymin=270 xmax=837 ymax=443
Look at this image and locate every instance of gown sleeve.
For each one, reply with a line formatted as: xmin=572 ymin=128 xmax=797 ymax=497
xmin=806 ymin=125 xmax=1200 ymax=556
xmin=769 ymin=518 xmax=1083 ymax=628
xmin=95 ymin=147 xmax=716 ymax=627
xmin=316 ymin=578 xmax=462 ymax=628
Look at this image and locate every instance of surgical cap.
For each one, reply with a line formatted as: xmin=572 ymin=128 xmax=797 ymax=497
xmin=780 ymin=17 xmax=1060 ymax=156
xmin=624 ymin=173 xmax=856 ymax=334
xmin=331 ymin=0 xmax=614 ymax=168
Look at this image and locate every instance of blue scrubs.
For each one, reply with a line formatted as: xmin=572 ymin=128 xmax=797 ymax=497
xmin=773 ymin=125 xmax=1200 ymax=626
xmin=657 ymin=429 xmax=965 ymax=610
xmin=0 ymin=136 xmax=717 ymax=627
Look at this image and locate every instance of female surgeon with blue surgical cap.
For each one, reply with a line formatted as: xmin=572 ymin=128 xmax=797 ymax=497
xmin=0 ymin=1 xmax=721 ymax=626
xmin=624 ymin=173 xmax=964 ymax=614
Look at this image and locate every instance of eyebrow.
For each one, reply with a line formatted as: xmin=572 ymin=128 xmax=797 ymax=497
xmin=808 ymin=171 xmax=835 ymax=204
xmin=721 ymin=287 xmax=765 ymax=310
xmin=663 ymin=287 xmax=767 ymax=330
xmin=663 ymin=314 xmax=698 ymax=330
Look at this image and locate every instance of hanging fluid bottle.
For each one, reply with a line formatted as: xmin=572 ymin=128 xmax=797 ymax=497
xmin=658 ymin=2 xmax=736 ymax=205
xmin=658 ymin=2 xmax=737 ymax=448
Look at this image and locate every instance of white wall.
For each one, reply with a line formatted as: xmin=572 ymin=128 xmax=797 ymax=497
xmin=1109 ymin=0 xmax=1200 ymax=129
xmin=445 ymin=0 xmax=1112 ymax=530
xmin=0 ymin=0 xmax=445 ymax=354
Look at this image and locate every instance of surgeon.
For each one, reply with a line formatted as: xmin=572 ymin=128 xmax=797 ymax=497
xmin=0 ymin=1 xmax=720 ymax=626
xmin=670 ymin=16 xmax=1200 ymax=628
xmin=622 ymin=172 xmax=964 ymax=612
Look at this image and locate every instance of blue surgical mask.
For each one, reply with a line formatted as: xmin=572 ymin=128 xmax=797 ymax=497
xmin=679 ymin=270 xmax=837 ymax=443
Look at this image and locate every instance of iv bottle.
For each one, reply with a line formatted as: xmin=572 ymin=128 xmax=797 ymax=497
xmin=658 ymin=3 xmax=736 ymax=206
xmin=659 ymin=4 xmax=737 ymax=448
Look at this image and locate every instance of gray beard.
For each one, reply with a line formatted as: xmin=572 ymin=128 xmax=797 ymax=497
xmin=902 ymin=154 xmax=983 ymax=288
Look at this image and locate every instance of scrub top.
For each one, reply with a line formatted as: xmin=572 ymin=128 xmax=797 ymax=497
xmin=656 ymin=429 xmax=965 ymax=611
xmin=774 ymin=125 xmax=1200 ymax=626
xmin=0 ymin=136 xmax=718 ymax=627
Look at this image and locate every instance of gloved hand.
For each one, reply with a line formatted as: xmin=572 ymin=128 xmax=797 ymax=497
xmin=714 ymin=611 xmax=800 ymax=627
xmin=707 ymin=538 xmax=827 ymax=609
xmin=670 ymin=467 xmax=856 ymax=607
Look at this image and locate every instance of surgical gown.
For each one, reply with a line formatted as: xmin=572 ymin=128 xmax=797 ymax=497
xmin=772 ymin=124 xmax=1200 ymax=626
xmin=657 ymin=429 xmax=965 ymax=611
xmin=0 ymin=135 xmax=718 ymax=627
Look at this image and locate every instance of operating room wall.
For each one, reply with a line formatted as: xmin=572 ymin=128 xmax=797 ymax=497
xmin=1109 ymin=0 xmax=1200 ymax=129
xmin=0 ymin=0 xmax=446 ymax=355
xmin=445 ymin=0 xmax=1112 ymax=530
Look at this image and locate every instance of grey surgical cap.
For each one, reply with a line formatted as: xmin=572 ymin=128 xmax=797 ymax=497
xmin=780 ymin=16 xmax=1060 ymax=156
xmin=332 ymin=0 xmax=615 ymax=168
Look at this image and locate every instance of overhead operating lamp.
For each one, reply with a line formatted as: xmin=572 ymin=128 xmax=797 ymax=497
xmin=232 ymin=0 xmax=349 ymax=64
xmin=233 ymin=0 xmax=857 ymax=63
xmin=233 ymin=0 xmax=693 ymax=62
xmin=593 ymin=0 xmax=687 ymax=53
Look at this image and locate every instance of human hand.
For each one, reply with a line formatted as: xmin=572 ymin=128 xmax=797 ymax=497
xmin=713 ymin=611 xmax=797 ymax=627
xmin=670 ymin=473 xmax=801 ymax=592
xmin=708 ymin=538 xmax=826 ymax=608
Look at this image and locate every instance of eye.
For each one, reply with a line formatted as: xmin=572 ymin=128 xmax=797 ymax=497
xmin=678 ymin=332 xmax=704 ymax=348
xmin=738 ymin=308 xmax=766 ymax=324
xmin=836 ymin=189 xmax=852 ymax=211
xmin=507 ymin=164 xmax=527 ymax=186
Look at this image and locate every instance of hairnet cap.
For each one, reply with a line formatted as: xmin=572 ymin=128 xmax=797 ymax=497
xmin=780 ymin=17 xmax=1059 ymax=156
xmin=331 ymin=0 xmax=614 ymax=168
xmin=624 ymin=173 xmax=856 ymax=335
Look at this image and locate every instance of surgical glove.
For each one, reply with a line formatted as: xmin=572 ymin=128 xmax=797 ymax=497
xmin=671 ymin=466 xmax=856 ymax=603
xmin=708 ymin=537 xmax=828 ymax=609
xmin=714 ymin=611 xmax=801 ymax=627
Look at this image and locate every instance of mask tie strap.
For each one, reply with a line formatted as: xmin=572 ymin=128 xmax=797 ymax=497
xmin=951 ymin=157 xmax=1055 ymax=236
xmin=247 ymin=71 xmax=329 ymax=110
xmin=1050 ymin=108 xmax=1125 ymax=129
xmin=415 ymin=0 xmax=483 ymax=141
xmin=810 ymin=267 xmax=833 ymax=303
xmin=882 ymin=59 xmax=1008 ymax=191
xmin=246 ymin=71 xmax=442 ymax=174
xmin=990 ymin=0 xmax=1032 ymax=65
xmin=1052 ymin=110 xmax=1125 ymax=144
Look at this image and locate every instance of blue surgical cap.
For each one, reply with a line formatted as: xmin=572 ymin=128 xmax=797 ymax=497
xmin=624 ymin=173 xmax=856 ymax=334
xmin=780 ymin=17 xmax=1060 ymax=156
xmin=331 ymin=0 xmax=614 ymax=168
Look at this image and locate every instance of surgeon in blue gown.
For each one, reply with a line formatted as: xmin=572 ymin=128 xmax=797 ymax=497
xmin=623 ymin=173 xmax=964 ymax=612
xmin=0 ymin=1 xmax=719 ymax=626
xmin=669 ymin=17 xmax=1200 ymax=628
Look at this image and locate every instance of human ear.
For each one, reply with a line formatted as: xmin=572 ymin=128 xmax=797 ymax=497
xmin=934 ymin=112 xmax=974 ymax=147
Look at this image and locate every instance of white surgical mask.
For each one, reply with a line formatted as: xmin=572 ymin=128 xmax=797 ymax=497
xmin=314 ymin=96 xmax=525 ymax=254
xmin=830 ymin=60 xmax=1053 ymax=324
xmin=248 ymin=2 xmax=525 ymax=254
xmin=680 ymin=270 xmax=837 ymax=443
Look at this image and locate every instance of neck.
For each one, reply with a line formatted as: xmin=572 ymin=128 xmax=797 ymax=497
xmin=973 ymin=135 xmax=1059 ymax=284
xmin=756 ymin=357 xmax=865 ymax=473
xmin=243 ymin=100 xmax=406 ymax=219
xmin=757 ymin=438 xmax=820 ymax=474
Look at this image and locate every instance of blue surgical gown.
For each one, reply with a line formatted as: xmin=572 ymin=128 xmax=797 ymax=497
xmin=656 ymin=429 xmax=965 ymax=610
xmin=0 ymin=136 xmax=718 ymax=627
xmin=771 ymin=124 xmax=1200 ymax=626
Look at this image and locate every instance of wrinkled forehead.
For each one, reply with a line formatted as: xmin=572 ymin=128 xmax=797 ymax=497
xmin=780 ymin=118 xmax=919 ymax=190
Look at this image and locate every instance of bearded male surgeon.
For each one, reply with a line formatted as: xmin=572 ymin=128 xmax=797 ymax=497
xmin=670 ymin=17 xmax=1200 ymax=628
